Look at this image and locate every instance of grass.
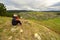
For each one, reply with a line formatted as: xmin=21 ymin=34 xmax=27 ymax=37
xmin=39 ymin=18 xmax=60 ymax=34
xmin=0 ymin=11 xmax=60 ymax=40
xmin=0 ymin=16 xmax=60 ymax=40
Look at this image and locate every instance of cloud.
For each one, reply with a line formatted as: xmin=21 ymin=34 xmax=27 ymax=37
xmin=6 ymin=5 xmax=21 ymax=10
xmin=0 ymin=0 xmax=4 ymax=3
xmin=44 ymin=0 xmax=60 ymax=6
xmin=0 ymin=0 xmax=60 ymax=11
xmin=7 ymin=0 xmax=48 ymax=10
xmin=46 ymin=2 xmax=60 ymax=11
xmin=51 ymin=2 xmax=60 ymax=6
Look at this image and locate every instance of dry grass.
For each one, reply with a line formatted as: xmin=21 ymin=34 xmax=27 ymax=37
xmin=0 ymin=16 xmax=60 ymax=40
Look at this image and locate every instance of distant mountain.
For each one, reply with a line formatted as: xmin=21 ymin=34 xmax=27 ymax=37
xmin=7 ymin=10 xmax=34 ymax=12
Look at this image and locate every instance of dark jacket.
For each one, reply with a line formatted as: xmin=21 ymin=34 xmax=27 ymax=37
xmin=12 ymin=16 xmax=22 ymax=26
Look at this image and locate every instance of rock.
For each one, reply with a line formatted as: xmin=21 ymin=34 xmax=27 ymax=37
xmin=20 ymin=29 xmax=23 ymax=33
xmin=20 ymin=17 xmax=23 ymax=19
xmin=11 ymin=28 xmax=16 ymax=32
xmin=34 ymin=33 xmax=41 ymax=40
xmin=8 ymin=36 xmax=12 ymax=40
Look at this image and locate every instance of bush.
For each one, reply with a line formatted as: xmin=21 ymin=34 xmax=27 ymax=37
xmin=0 ymin=3 xmax=7 ymax=16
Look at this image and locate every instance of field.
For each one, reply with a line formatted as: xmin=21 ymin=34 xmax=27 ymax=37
xmin=0 ymin=12 xmax=60 ymax=40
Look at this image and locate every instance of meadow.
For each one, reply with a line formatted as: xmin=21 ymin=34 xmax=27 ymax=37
xmin=0 ymin=11 xmax=60 ymax=40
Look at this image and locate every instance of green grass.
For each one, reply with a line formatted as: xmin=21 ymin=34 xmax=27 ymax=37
xmin=0 ymin=16 xmax=60 ymax=40
xmin=0 ymin=12 xmax=60 ymax=40
xmin=39 ymin=18 xmax=60 ymax=34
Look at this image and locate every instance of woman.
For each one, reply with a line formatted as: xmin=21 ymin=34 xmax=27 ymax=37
xmin=12 ymin=14 xmax=22 ymax=26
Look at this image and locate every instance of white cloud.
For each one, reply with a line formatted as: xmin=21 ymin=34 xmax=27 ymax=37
xmin=0 ymin=0 xmax=60 ymax=11
xmin=0 ymin=0 xmax=4 ymax=3
xmin=6 ymin=5 xmax=21 ymax=10
xmin=44 ymin=0 xmax=60 ymax=7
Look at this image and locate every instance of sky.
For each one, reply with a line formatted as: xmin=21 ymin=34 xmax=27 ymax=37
xmin=0 ymin=0 xmax=60 ymax=11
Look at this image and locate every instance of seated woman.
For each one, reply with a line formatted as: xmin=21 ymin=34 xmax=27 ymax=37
xmin=12 ymin=14 xmax=22 ymax=26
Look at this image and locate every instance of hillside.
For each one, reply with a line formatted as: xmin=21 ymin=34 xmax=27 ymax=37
xmin=0 ymin=16 xmax=60 ymax=40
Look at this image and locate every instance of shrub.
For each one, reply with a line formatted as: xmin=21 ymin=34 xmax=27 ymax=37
xmin=0 ymin=3 xmax=7 ymax=16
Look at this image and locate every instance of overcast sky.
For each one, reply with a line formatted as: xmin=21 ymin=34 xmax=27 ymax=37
xmin=0 ymin=0 xmax=60 ymax=11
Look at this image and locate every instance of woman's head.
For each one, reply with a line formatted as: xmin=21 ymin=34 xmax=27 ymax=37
xmin=13 ymin=14 xmax=18 ymax=17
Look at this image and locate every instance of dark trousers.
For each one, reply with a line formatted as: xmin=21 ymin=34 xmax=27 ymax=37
xmin=12 ymin=19 xmax=22 ymax=26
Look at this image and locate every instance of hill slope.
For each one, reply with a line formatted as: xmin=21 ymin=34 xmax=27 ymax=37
xmin=0 ymin=16 xmax=60 ymax=40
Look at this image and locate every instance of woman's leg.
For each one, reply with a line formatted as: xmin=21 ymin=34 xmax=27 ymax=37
xmin=17 ymin=20 xmax=22 ymax=25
